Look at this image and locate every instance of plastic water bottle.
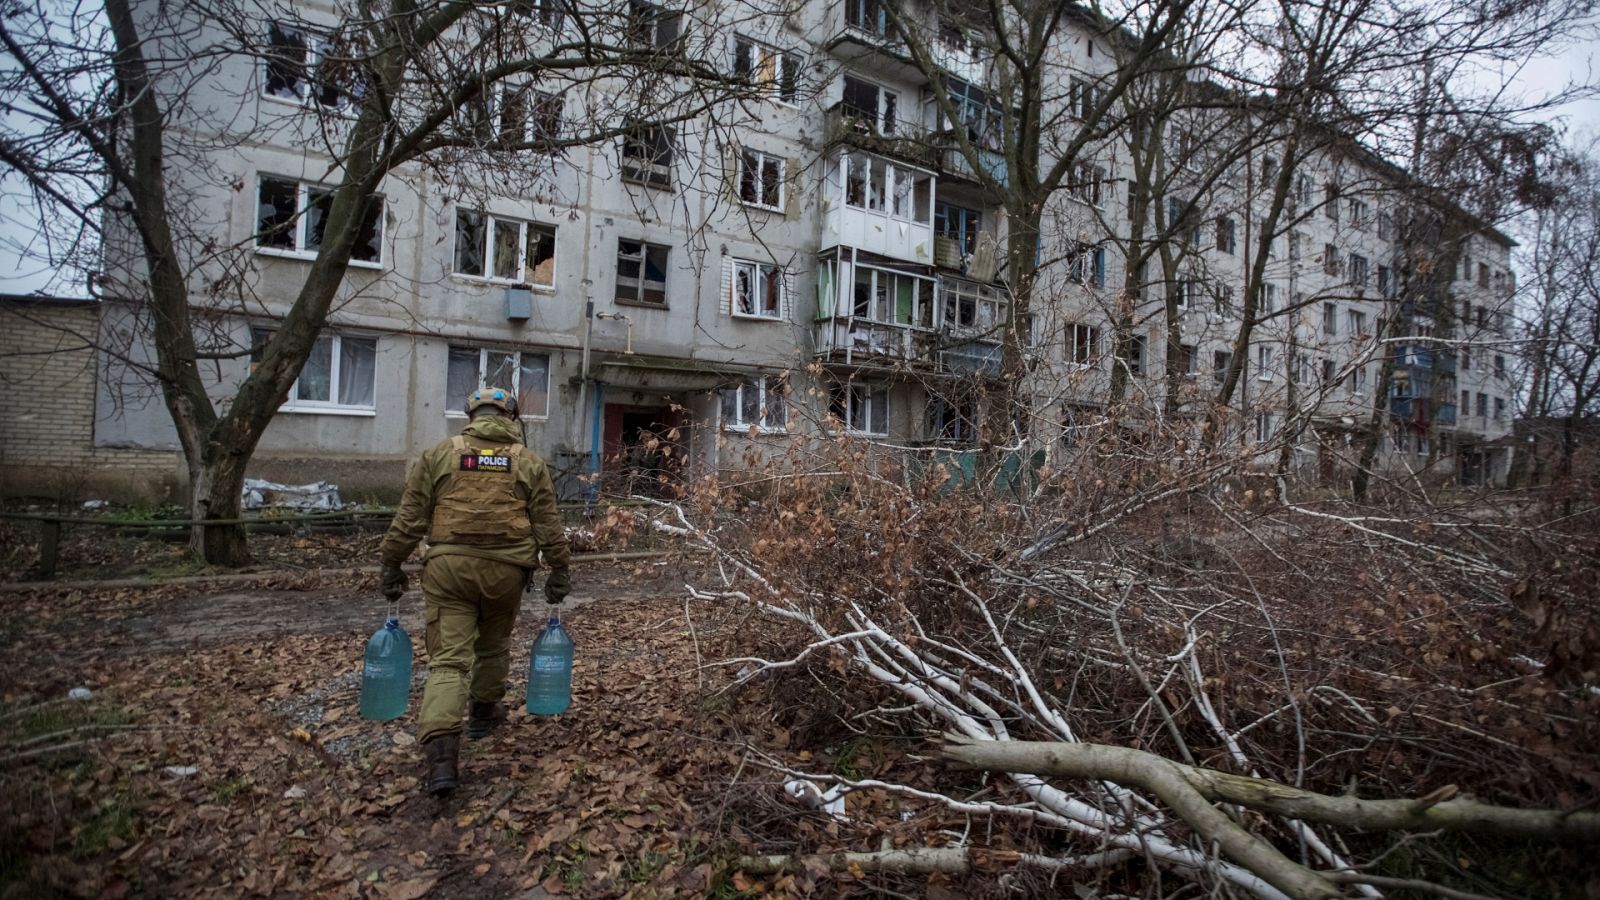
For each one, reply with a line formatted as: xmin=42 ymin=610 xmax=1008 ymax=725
xmin=359 ymin=616 xmax=413 ymax=721
xmin=526 ymin=611 xmax=574 ymax=715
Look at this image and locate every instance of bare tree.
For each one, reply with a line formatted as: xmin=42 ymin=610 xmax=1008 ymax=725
xmin=0 ymin=0 xmax=791 ymax=563
xmin=1518 ymin=143 xmax=1600 ymax=483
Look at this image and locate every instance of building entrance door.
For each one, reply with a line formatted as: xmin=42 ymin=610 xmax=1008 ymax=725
xmin=601 ymin=403 xmax=685 ymax=498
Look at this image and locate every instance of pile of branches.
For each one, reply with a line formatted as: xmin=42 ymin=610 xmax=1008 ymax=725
xmin=652 ymin=416 xmax=1600 ymax=898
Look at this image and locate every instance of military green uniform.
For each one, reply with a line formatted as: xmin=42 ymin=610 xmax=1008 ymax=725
xmin=379 ymin=414 xmax=571 ymax=743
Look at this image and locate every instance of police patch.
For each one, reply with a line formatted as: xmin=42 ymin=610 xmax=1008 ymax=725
xmin=460 ymin=453 xmax=511 ymax=472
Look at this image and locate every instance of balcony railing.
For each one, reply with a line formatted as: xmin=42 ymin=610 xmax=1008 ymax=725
xmin=940 ymin=339 xmax=1003 ymax=376
xmin=814 ymin=314 xmax=938 ymax=367
xmin=937 ymin=141 xmax=1008 ymax=189
xmin=823 ymin=103 xmax=940 ymax=169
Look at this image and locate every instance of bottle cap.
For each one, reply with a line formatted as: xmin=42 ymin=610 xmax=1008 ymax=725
xmin=385 ymin=616 xmax=401 ymax=628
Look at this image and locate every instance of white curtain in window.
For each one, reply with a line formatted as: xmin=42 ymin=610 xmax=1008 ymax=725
xmin=337 ymin=337 xmax=377 ymax=407
xmin=446 ymin=347 xmax=480 ymax=409
xmin=518 ymin=353 xmax=550 ymax=417
xmin=485 ymin=351 xmax=517 ymax=392
xmin=298 ymin=337 xmax=333 ymax=402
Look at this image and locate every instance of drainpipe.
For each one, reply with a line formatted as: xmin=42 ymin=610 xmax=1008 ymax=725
xmin=588 ymin=379 xmax=604 ymax=507
xmin=575 ymin=153 xmax=598 ymax=500
xmin=577 ymin=295 xmax=594 ymax=455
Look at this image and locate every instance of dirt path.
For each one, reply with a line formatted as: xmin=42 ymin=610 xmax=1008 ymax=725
xmin=112 ymin=562 xmax=659 ymax=655
xmin=0 ymin=562 xmax=768 ymax=900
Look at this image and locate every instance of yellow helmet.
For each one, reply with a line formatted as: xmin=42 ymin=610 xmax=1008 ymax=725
xmin=467 ymin=386 xmax=518 ymax=416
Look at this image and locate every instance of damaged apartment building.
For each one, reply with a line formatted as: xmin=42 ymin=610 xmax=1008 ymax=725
xmin=69 ymin=0 xmax=1517 ymax=502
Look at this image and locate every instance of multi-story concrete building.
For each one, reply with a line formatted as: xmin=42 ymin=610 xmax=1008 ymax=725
xmin=75 ymin=0 xmax=1516 ymax=502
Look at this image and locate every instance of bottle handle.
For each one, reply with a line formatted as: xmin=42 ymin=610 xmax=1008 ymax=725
xmin=387 ymin=598 xmax=400 ymax=623
xmin=548 ymin=602 xmax=561 ymax=625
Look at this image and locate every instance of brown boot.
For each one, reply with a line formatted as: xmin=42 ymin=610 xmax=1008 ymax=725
xmin=423 ymin=733 xmax=459 ymax=796
xmin=467 ymin=700 xmax=506 ymax=740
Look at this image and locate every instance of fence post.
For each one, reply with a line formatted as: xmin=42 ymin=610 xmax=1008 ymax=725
xmin=38 ymin=520 xmax=60 ymax=578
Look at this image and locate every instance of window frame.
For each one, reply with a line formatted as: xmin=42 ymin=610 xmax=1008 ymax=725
xmin=1215 ymin=215 xmax=1237 ymax=254
xmin=1119 ymin=334 xmax=1148 ymax=377
xmin=737 ymin=148 xmax=786 ymax=211
xmin=626 ymin=1 xmax=682 ymax=49
xmin=451 ymin=209 xmax=557 ymax=289
xmin=1067 ymin=322 xmax=1101 ymax=367
xmin=615 ymin=239 xmax=670 ymax=306
xmin=254 ymin=175 xmax=384 ymax=268
xmin=926 ymin=394 xmax=978 ymax=445
xmin=1066 ymin=241 xmax=1105 ymax=288
xmin=621 ymin=121 xmax=675 ymax=189
xmin=844 ymin=0 xmax=892 ymax=38
xmin=262 ymin=20 xmax=362 ymax=111
xmin=935 ymin=202 xmax=983 ymax=254
xmin=1067 ymin=161 xmax=1106 ymax=207
xmin=830 ymin=381 xmax=891 ymax=436
xmin=1256 ymin=344 xmax=1274 ymax=381
xmin=720 ymin=374 xmax=788 ymax=432
xmin=1254 ymin=411 xmax=1275 ymax=443
xmin=733 ymin=35 xmax=800 ymax=104
xmin=850 ymin=264 xmax=936 ymax=328
xmin=841 ymin=74 xmax=899 ymax=134
xmin=840 ymin=152 xmax=932 ymax=224
xmin=444 ymin=345 xmax=552 ymax=420
xmin=1347 ymin=309 xmax=1368 ymax=337
xmin=1347 ymin=253 xmax=1369 ymax=287
xmin=251 ymin=329 xmax=379 ymax=415
xmin=731 ymin=259 xmax=785 ymax=321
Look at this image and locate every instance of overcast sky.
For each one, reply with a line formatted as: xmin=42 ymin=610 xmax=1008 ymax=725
xmin=0 ymin=26 xmax=1595 ymax=299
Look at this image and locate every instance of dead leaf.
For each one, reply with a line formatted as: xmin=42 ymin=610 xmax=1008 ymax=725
xmin=380 ymin=876 xmax=437 ymax=900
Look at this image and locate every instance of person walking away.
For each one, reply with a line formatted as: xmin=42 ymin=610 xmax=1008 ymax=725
xmin=378 ymin=387 xmax=572 ymax=796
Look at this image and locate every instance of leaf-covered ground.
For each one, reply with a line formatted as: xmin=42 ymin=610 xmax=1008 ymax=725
xmin=0 ymin=561 xmax=790 ymax=899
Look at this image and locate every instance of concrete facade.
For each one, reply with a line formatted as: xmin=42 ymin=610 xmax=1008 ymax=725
xmin=51 ymin=0 xmax=1518 ymax=501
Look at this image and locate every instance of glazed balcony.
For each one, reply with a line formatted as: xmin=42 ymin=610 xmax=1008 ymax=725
xmin=819 ymin=151 xmax=937 ymax=265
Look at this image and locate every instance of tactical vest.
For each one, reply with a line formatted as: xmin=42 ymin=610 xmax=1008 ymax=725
xmin=427 ymin=435 xmax=534 ymax=547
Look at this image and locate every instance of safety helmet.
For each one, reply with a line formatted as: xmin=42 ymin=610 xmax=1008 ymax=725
xmin=467 ymin=386 xmax=518 ymax=417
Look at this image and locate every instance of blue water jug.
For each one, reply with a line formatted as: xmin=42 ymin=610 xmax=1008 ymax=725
xmin=359 ymin=616 xmax=413 ymax=721
xmin=526 ymin=610 xmax=574 ymax=715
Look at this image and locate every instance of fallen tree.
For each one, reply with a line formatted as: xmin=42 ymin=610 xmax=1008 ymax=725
xmin=649 ymin=406 xmax=1600 ymax=899
xmin=941 ymin=737 xmax=1600 ymax=844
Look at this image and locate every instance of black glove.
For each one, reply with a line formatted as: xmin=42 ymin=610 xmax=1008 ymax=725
xmin=543 ymin=568 xmax=571 ymax=604
xmin=380 ymin=565 xmax=408 ymax=601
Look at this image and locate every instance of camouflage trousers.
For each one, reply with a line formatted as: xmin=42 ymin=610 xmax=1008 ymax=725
xmin=416 ymin=554 xmax=525 ymax=743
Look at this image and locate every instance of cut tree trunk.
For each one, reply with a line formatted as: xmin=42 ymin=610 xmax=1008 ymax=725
xmin=941 ymin=737 xmax=1600 ymax=843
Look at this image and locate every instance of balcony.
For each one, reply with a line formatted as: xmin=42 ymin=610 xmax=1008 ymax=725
xmin=937 ymin=140 xmax=1008 ymax=190
xmin=940 ymin=339 xmax=1003 ymax=376
xmin=814 ymin=315 xmax=938 ymax=367
xmin=823 ymin=103 xmax=940 ymax=170
xmin=937 ymin=274 xmax=1012 ymax=376
xmin=813 ymin=266 xmax=1016 ymax=377
xmin=825 ymin=1 xmax=932 ymax=85
xmin=815 ymin=254 xmax=939 ymax=366
xmin=819 ymin=151 xmax=936 ymax=264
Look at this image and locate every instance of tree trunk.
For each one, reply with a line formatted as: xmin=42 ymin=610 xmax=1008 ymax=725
xmin=1352 ymin=312 xmax=1402 ymax=502
xmin=187 ymin=443 xmax=252 ymax=566
xmin=940 ymin=737 xmax=1600 ymax=843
